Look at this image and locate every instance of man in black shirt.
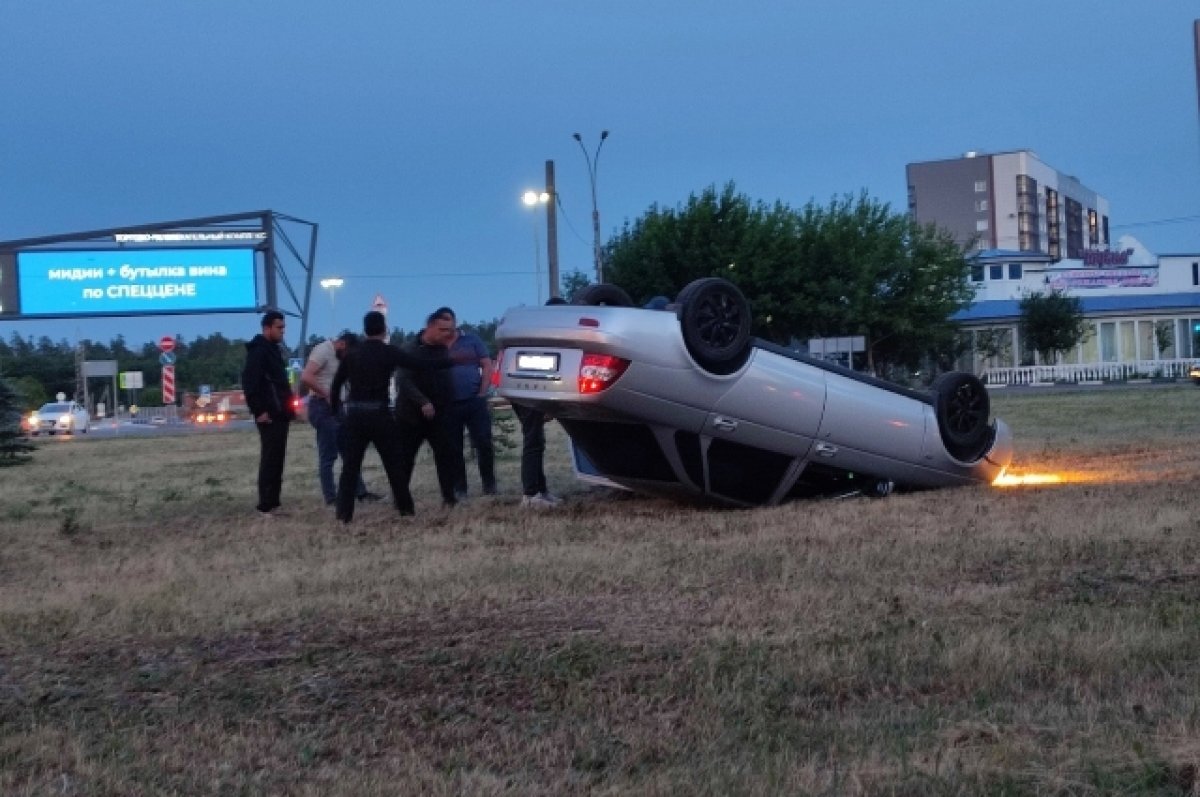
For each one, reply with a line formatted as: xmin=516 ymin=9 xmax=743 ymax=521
xmin=330 ymin=310 xmax=452 ymax=523
xmin=241 ymin=310 xmax=296 ymax=516
xmin=394 ymin=310 xmax=459 ymax=511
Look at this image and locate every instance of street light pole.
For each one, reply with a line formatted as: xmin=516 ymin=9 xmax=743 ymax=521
xmin=573 ymin=130 xmax=609 ymax=283
xmin=522 ymin=191 xmax=550 ymax=304
xmin=319 ymin=277 xmax=344 ymax=334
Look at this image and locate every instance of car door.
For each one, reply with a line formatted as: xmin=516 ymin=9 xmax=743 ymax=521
xmin=701 ymin=348 xmax=827 ymax=503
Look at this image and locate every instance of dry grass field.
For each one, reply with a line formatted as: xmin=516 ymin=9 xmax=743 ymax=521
xmin=3 ymin=387 xmax=1200 ymax=795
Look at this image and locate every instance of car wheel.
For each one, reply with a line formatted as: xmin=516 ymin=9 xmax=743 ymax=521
xmin=932 ymin=372 xmax=991 ymax=461
xmin=675 ymin=277 xmax=752 ymax=374
xmin=571 ymin=283 xmax=634 ymax=307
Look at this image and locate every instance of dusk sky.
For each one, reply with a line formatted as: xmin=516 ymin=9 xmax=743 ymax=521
xmin=2 ymin=1 xmax=1198 ymax=350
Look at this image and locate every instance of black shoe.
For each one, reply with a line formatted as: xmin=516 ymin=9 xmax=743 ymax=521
xmin=357 ymin=492 xmax=384 ymax=503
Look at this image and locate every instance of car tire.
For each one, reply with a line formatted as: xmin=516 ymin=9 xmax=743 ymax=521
xmin=932 ymin=372 xmax=991 ymax=461
xmin=571 ymin=283 xmax=634 ymax=307
xmin=675 ymin=277 xmax=752 ymax=374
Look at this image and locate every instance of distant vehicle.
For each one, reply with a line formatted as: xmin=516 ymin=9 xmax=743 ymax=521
xmin=27 ymin=401 xmax=90 ymax=436
xmin=495 ymin=278 xmax=1013 ymax=506
xmin=1189 ymin=363 xmax=1200 ymax=385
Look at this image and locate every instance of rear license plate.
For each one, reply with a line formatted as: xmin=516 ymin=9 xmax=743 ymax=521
xmin=516 ymin=352 xmax=559 ymax=372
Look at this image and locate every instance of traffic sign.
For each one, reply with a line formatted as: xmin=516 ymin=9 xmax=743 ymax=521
xmin=159 ymin=351 xmax=176 ymax=366
xmin=371 ymin=294 xmax=388 ymax=314
xmin=159 ymin=335 xmax=176 ymax=353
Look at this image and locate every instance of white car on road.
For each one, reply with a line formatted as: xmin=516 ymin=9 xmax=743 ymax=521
xmin=27 ymin=401 xmax=90 ymax=436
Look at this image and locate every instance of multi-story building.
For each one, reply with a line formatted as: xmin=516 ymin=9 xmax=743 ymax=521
xmin=906 ymin=149 xmax=1111 ymax=260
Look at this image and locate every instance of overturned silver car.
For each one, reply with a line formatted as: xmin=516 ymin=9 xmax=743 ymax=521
xmin=495 ymin=278 xmax=1012 ymax=506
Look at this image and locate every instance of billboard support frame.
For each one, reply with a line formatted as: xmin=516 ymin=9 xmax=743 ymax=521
xmin=0 ymin=210 xmax=318 ymax=354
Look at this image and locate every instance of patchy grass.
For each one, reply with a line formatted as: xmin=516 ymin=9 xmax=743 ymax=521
xmin=2 ymin=386 xmax=1200 ymax=794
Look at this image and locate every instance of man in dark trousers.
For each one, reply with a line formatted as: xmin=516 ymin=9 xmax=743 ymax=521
xmin=393 ymin=310 xmax=459 ymax=511
xmin=241 ymin=310 xmax=296 ymax=516
xmin=436 ymin=307 xmax=497 ymax=498
xmin=330 ymin=310 xmax=453 ymax=523
xmin=300 ymin=332 xmax=379 ymax=506
xmin=516 ymin=297 xmax=568 ymax=508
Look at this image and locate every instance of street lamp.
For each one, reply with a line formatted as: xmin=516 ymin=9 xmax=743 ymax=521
xmin=572 ymin=130 xmax=609 ymax=283
xmin=319 ymin=277 xmax=344 ymax=334
xmin=522 ymin=191 xmax=550 ymax=304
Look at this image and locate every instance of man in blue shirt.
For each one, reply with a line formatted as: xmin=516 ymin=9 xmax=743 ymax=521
xmin=434 ymin=307 xmax=496 ymax=498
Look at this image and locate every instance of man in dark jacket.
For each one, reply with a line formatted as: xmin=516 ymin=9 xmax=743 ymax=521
xmin=241 ymin=310 xmax=296 ymax=516
xmin=330 ymin=310 xmax=454 ymax=523
xmin=393 ymin=310 xmax=459 ymax=511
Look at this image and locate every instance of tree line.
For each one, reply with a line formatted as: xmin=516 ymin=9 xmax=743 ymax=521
xmin=0 ymin=320 xmax=500 ymax=412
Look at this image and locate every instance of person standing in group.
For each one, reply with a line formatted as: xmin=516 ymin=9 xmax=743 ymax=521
xmin=330 ymin=310 xmax=453 ymax=524
xmin=242 ymin=310 xmax=296 ymax=517
xmin=436 ymin=307 xmax=496 ymax=499
xmin=300 ymin=332 xmax=381 ymax=506
xmin=393 ymin=310 xmax=459 ymax=511
xmin=515 ymin=296 xmax=567 ymax=508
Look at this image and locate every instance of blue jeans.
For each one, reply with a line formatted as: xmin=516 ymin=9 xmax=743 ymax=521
xmin=446 ymin=396 xmax=496 ymax=495
xmin=308 ymin=396 xmax=365 ymax=504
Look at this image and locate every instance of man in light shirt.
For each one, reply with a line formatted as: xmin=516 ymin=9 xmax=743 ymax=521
xmin=300 ymin=332 xmax=380 ymax=506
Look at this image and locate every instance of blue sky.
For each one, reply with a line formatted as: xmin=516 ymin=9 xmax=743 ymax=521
xmin=2 ymin=0 xmax=1198 ymax=351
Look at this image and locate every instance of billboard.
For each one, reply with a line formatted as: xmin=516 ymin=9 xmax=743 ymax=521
xmin=6 ymin=248 xmax=258 ymax=317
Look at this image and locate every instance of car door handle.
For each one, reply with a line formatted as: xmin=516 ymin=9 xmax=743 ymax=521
xmin=814 ymin=442 xmax=838 ymax=457
xmin=712 ymin=416 xmax=738 ymax=433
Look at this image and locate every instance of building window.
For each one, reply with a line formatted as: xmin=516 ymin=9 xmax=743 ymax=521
xmin=975 ymin=199 xmax=988 ymax=212
xmin=976 ymin=219 xmax=989 ymax=232
xmin=974 ymin=180 xmax=987 ymax=193
xmin=1193 ymin=262 xmax=1198 ymax=286
xmin=1008 ymin=263 xmax=1022 ymax=279
xmin=989 ymin=265 xmax=1003 ymax=280
xmin=970 ymin=264 xmax=984 ymax=282
xmin=1100 ymin=322 xmax=1117 ymax=362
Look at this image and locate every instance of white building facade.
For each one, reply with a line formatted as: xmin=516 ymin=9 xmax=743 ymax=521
xmin=953 ymin=240 xmax=1200 ymax=384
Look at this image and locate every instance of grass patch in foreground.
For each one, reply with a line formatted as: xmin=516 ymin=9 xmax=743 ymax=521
xmin=3 ymin=386 xmax=1200 ymax=794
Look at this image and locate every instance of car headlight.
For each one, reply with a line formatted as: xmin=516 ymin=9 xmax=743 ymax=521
xmin=59 ymin=414 xmax=72 ymax=425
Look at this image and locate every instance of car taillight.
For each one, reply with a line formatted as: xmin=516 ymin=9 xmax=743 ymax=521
xmin=291 ymin=398 xmax=301 ymax=411
xmin=578 ymin=353 xmax=630 ymax=394
xmin=491 ymin=349 xmax=504 ymax=387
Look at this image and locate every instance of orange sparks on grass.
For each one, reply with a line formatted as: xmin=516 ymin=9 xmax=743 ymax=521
xmin=992 ymin=470 xmax=1064 ymax=487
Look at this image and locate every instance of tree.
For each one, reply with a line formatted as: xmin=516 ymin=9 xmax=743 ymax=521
xmin=11 ymin=376 xmax=47 ymax=411
xmin=562 ymin=269 xmax=591 ymax=300
xmin=1018 ymin=289 xmax=1088 ymax=363
xmin=603 ymin=184 xmax=975 ymax=375
xmin=0 ymin=374 xmax=35 ymax=467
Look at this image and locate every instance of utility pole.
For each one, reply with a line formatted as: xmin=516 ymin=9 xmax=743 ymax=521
xmin=545 ymin=160 xmax=560 ymax=299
